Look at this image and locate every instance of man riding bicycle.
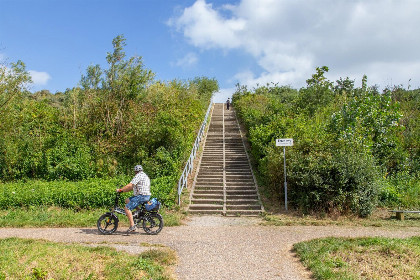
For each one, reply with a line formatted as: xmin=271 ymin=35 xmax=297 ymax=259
xmin=116 ymin=164 xmax=151 ymax=233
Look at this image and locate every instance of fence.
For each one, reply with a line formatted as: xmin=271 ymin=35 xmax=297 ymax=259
xmin=177 ymin=99 xmax=213 ymax=205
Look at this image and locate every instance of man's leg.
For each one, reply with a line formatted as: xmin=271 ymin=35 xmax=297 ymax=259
xmin=125 ymin=197 xmax=139 ymax=231
xmin=124 ymin=207 xmax=135 ymax=228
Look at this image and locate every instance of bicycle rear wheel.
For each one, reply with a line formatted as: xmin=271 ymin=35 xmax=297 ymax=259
xmin=97 ymin=213 xmax=119 ymax=234
xmin=142 ymin=213 xmax=163 ymax=235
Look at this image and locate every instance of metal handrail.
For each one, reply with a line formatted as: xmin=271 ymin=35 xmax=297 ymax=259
xmin=177 ymin=99 xmax=213 ymax=205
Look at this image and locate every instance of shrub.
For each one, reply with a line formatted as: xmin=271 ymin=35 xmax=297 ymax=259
xmin=44 ymin=136 xmax=95 ymax=181
xmin=0 ymin=36 xmax=218 ymax=207
xmin=0 ymin=175 xmax=178 ymax=210
xmin=232 ymin=67 xmax=419 ymax=216
xmin=288 ymin=146 xmax=380 ymax=217
xmin=150 ymin=176 xmax=178 ymax=207
xmin=0 ymin=177 xmax=128 ymax=209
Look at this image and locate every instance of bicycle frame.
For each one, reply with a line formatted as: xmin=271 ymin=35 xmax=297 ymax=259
xmin=109 ymin=192 xmax=158 ymax=223
xmin=97 ymin=190 xmax=163 ymax=235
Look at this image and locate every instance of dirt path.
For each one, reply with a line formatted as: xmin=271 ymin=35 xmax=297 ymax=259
xmin=1 ymin=216 xmax=419 ymax=280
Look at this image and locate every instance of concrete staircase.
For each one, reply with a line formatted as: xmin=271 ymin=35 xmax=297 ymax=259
xmin=189 ymin=103 xmax=264 ymax=216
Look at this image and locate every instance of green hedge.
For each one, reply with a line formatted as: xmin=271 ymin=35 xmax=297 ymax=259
xmin=0 ymin=176 xmax=177 ymax=209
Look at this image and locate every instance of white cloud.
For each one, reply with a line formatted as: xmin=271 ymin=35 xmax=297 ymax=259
xmin=175 ymin=52 xmax=198 ymax=68
xmin=171 ymin=0 xmax=420 ymax=89
xmin=326 ymin=61 xmax=420 ymax=90
xmin=29 ymin=70 xmax=51 ymax=86
xmin=169 ymin=0 xmax=245 ymax=49
xmin=213 ymin=87 xmax=235 ymax=103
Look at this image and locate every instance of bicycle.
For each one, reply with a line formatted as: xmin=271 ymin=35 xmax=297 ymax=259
xmin=97 ymin=191 xmax=164 ymax=235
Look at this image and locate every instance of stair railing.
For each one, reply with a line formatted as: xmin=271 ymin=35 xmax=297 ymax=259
xmin=177 ymin=99 xmax=213 ymax=205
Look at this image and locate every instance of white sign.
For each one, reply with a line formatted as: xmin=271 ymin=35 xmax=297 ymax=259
xmin=276 ymin=138 xmax=294 ymax=146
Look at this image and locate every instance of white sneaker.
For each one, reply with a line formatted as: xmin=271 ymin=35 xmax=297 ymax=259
xmin=127 ymin=225 xmax=137 ymax=233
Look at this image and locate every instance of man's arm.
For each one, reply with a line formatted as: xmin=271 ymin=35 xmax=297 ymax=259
xmin=117 ymin=183 xmax=134 ymax=193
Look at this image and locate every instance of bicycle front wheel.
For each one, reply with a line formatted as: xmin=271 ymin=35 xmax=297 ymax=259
xmin=97 ymin=213 xmax=119 ymax=234
xmin=142 ymin=213 xmax=163 ymax=235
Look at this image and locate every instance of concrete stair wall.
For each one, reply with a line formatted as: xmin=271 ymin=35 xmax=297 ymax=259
xmin=189 ymin=103 xmax=264 ymax=216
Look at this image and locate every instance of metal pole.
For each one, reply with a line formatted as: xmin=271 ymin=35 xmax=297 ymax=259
xmin=284 ymin=146 xmax=288 ymax=211
xmin=178 ymin=182 xmax=181 ymax=205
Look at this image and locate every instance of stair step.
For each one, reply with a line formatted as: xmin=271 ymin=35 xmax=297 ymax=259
xmin=188 ymin=103 xmax=263 ymax=216
xmin=194 ymin=186 xmax=224 ymax=190
xmin=226 ymin=204 xmax=262 ymax=210
xmin=191 ymin=198 xmax=223 ymax=204
xmin=226 ymin=183 xmax=256 ymax=187
xmin=225 ymin=188 xmax=257 ymax=192
xmin=196 ymin=175 xmax=224 ymax=179
xmin=189 ymin=209 xmax=223 ymax=215
xmin=192 ymin=194 xmax=224 ymax=199
xmin=226 ymin=196 xmax=259 ymax=201
xmin=225 ymin=210 xmax=262 ymax=217
xmin=189 ymin=204 xmax=224 ymax=211
xmin=194 ymin=189 xmax=223 ymax=193
xmin=225 ymin=181 xmax=255 ymax=185
xmin=226 ymin=176 xmax=254 ymax=180
xmin=226 ymin=185 xmax=256 ymax=189
xmin=196 ymin=178 xmax=223 ymax=183
xmin=226 ymin=199 xmax=260 ymax=205
xmin=226 ymin=190 xmax=258 ymax=195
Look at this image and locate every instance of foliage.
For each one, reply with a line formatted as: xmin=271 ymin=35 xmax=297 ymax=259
xmin=391 ymin=87 xmax=420 ymax=173
xmin=0 ymin=176 xmax=184 ymax=210
xmin=233 ymin=67 xmax=419 ymax=216
xmin=328 ymin=85 xmax=405 ymax=173
xmin=378 ymin=172 xmax=420 ymax=209
xmin=295 ymin=66 xmax=334 ymax=116
xmin=0 ymin=60 xmax=31 ymax=116
xmin=0 ymin=177 xmax=126 ymax=209
xmin=288 ymin=146 xmax=380 ymax=217
xmin=0 ymin=35 xmax=217 ymax=206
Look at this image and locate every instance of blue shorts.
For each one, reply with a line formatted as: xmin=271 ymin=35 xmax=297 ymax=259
xmin=126 ymin=195 xmax=151 ymax=211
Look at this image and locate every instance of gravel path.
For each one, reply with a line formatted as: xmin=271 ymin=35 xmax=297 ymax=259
xmin=1 ymin=216 xmax=419 ymax=280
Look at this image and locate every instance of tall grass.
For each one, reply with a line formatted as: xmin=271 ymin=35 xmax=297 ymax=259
xmin=379 ymin=173 xmax=420 ymax=209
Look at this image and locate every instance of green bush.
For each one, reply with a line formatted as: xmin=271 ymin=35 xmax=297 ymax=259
xmin=44 ymin=136 xmax=95 ymax=181
xmin=150 ymin=176 xmax=178 ymax=208
xmin=0 ymin=177 xmax=128 ymax=209
xmin=0 ymin=35 xmax=218 ymax=206
xmin=233 ymin=67 xmax=419 ymax=215
xmin=288 ymin=146 xmax=380 ymax=217
xmin=379 ymin=172 xmax=420 ymax=209
xmin=0 ymin=175 xmax=179 ymax=210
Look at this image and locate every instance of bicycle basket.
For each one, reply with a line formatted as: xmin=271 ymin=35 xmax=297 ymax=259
xmin=145 ymin=198 xmax=160 ymax=211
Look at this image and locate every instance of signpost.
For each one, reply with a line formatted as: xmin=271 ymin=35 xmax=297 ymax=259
xmin=276 ymin=138 xmax=293 ymax=211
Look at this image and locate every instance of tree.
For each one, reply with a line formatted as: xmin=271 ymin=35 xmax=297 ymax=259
xmin=295 ymin=66 xmax=334 ymax=116
xmin=0 ymin=60 xmax=31 ymax=116
xmin=79 ymin=35 xmax=155 ymax=140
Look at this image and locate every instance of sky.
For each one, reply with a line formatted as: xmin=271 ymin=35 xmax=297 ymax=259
xmin=1 ymin=0 xmax=420 ymax=102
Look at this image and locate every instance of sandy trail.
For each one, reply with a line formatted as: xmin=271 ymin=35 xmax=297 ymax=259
xmin=1 ymin=216 xmax=419 ymax=280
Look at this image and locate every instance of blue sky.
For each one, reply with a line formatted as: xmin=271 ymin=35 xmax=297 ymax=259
xmin=1 ymin=0 xmax=420 ymax=102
